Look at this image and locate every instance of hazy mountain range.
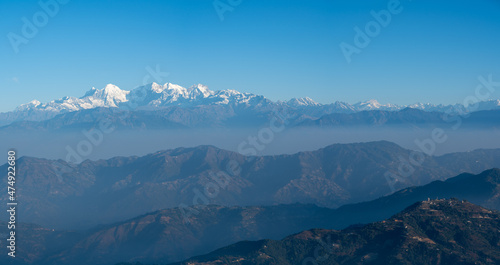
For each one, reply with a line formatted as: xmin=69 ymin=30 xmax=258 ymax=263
xmin=2 ymin=82 xmax=500 ymax=127
xmin=1 ymin=168 xmax=499 ymax=265
xmin=4 ymin=106 xmax=500 ymax=132
xmin=2 ymin=141 xmax=500 ymax=231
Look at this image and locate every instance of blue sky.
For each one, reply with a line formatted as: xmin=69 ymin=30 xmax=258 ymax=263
xmin=1 ymin=0 xmax=500 ymax=112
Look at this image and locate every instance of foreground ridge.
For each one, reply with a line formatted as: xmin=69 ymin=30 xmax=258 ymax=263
xmin=174 ymin=199 xmax=500 ymax=265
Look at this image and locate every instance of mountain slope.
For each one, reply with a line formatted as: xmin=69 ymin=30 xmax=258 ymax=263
xmin=175 ymin=199 xmax=500 ymax=265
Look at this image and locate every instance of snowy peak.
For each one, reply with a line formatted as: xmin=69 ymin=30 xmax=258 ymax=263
xmin=149 ymin=82 xmax=190 ymax=96
xmin=354 ymin=99 xmax=382 ymax=110
xmin=287 ymin=97 xmax=320 ymax=107
xmin=188 ymin=84 xmax=213 ymax=99
xmin=215 ymin=89 xmax=243 ymax=97
xmin=164 ymin=83 xmax=188 ymax=95
xmin=81 ymin=84 xmax=129 ymax=107
xmin=353 ymin=99 xmax=401 ymax=111
xmin=82 ymin=87 xmax=98 ymax=97
xmin=82 ymin=84 xmax=128 ymax=98
xmin=126 ymin=82 xmax=251 ymax=108
xmin=29 ymin=99 xmax=41 ymax=106
xmin=6 ymin=82 xmax=500 ymax=125
xmin=15 ymin=100 xmax=42 ymax=112
xmin=150 ymin=82 xmax=165 ymax=93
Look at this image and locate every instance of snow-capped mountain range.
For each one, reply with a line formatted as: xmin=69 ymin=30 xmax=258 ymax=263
xmin=14 ymin=83 xmax=270 ymax=113
xmin=2 ymin=82 xmax=500 ymax=125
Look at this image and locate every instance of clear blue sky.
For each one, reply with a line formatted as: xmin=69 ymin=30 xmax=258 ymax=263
xmin=1 ymin=0 xmax=500 ymax=112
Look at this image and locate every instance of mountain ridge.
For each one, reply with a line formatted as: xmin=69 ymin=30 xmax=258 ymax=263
xmin=2 ymin=82 xmax=500 ymax=126
xmin=172 ymin=198 xmax=500 ymax=265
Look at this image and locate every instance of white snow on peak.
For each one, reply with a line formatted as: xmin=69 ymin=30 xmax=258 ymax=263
xmin=288 ymin=97 xmax=320 ymax=107
xmin=150 ymin=82 xmax=165 ymax=93
xmin=355 ymin=99 xmax=381 ymax=109
xmin=351 ymin=99 xmax=403 ymax=111
xmin=218 ymin=89 xmax=242 ymax=96
xmin=188 ymin=84 xmax=213 ymax=98
xmin=29 ymin=100 xmax=41 ymax=106
xmin=164 ymin=83 xmax=188 ymax=94
xmin=7 ymin=82 xmax=500 ymax=122
xmin=15 ymin=100 xmax=42 ymax=112
xmin=80 ymin=84 xmax=130 ymax=108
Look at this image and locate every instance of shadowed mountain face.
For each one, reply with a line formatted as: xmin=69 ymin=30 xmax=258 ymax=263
xmin=2 ymin=141 xmax=500 ymax=229
xmin=1 ymin=169 xmax=500 ymax=265
xmin=0 ymin=204 xmax=335 ymax=265
xmin=0 ymin=222 xmax=83 ymax=265
xmin=175 ymin=199 xmax=500 ymax=265
xmin=44 ymin=204 xmax=336 ymax=265
xmin=334 ymin=168 xmax=500 ymax=226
